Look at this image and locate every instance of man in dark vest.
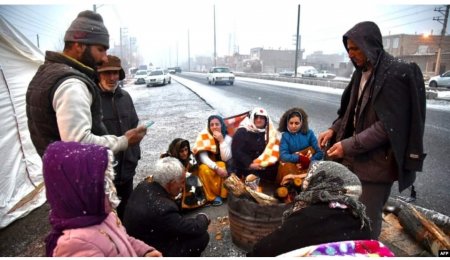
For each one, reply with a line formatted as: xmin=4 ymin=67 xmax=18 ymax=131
xmin=26 ymin=10 xmax=146 ymax=157
xmin=96 ymin=55 xmax=141 ymax=220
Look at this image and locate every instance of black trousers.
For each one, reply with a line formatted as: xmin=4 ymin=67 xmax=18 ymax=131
xmin=115 ymin=178 xmax=134 ymax=221
xmin=359 ymin=181 xmax=393 ymax=239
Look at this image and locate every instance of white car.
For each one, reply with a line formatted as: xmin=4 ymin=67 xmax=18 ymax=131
xmin=145 ymin=69 xmax=171 ymax=87
xmin=428 ymin=71 xmax=450 ymax=88
xmin=207 ymin=67 xmax=234 ymax=85
xmin=133 ymin=70 xmax=148 ymax=84
xmin=315 ymin=70 xmax=336 ymax=79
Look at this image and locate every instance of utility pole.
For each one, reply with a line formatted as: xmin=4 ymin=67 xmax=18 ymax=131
xmin=36 ymin=34 xmax=40 ymax=48
xmin=120 ymin=27 xmax=123 ymax=60
xmin=93 ymin=4 xmax=96 ymax=12
xmin=433 ymin=5 xmax=449 ymax=75
xmin=294 ymin=4 xmax=301 ymax=78
xmin=213 ymin=5 xmax=217 ymax=67
xmin=188 ymin=29 xmax=191 ymax=72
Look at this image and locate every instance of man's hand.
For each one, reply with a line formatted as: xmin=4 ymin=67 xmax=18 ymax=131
xmin=125 ymin=125 xmax=147 ymax=146
xmin=144 ymin=249 xmax=162 ymax=257
xmin=318 ymin=129 xmax=334 ymax=149
xmin=326 ymin=141 xmax=344 ymax=159
xmin=249 ymin=163 xmax=263 ymax=170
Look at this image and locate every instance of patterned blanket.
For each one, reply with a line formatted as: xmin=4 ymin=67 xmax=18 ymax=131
xmin=192 ymin=129 xmax=217 ymax=155
xmin=225 ymin=111 xmax=280 ymax=168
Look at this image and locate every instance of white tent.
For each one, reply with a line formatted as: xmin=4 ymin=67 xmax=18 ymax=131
xmin=0 ymin=15 xmax=46 ymax=228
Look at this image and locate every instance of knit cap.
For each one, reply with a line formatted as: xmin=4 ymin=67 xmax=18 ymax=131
xmin=64 ymin=10 xmax=109 ymax=49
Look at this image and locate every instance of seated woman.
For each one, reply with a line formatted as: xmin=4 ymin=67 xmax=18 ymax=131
xmin=277 ymin=107 xmax=323 ymax=184
xmin=231 ymin=107 xmax=280 ymax=182
xmin=160 ymin=138 xmax=206 ymax=209
xmin=43 ymin=141 xmax=161 ymax=257
xmin=248 ymin=161 xmax=372 ymax=257
xmin=192 ymin=115 xmax=232 ymax=206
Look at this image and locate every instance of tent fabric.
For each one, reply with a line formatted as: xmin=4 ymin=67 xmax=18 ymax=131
xmin=0 ymin=14 xmax=46 ymax=228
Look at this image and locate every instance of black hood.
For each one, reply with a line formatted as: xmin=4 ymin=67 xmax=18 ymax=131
xmin=343 ymin=21 xmax=384 ymax=69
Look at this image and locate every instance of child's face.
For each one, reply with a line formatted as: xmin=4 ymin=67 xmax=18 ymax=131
xmin=287 ymin=115 xmax=302 ymax=133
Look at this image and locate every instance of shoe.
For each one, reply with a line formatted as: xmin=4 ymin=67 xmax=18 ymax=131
xmin=212 ymin=197 xmax=223 ymax=206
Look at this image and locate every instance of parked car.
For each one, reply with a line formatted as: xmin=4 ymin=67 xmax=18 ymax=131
xmin=297 ymin=66 xmax=318 ymax=78
xmin=134 ymin=70 xmax=148 ymax=84
xmin=145 ymin=69 xmax=171 ymax=87
xmin=278 ymin=70 xmax=294 ymax=77
xmin=315 ymin=70 xmax=336 ymax=79
xmin=428 ymin=71 xmax=450 ymax=88
xmin=207 ymin=67 xmax=234 ymax=85
xmin=168 ymin=66 xmax=182 ymax=74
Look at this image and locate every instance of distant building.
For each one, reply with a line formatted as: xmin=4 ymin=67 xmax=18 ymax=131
xmin=383 ymin=34 xmax=450 ymax=77
xmin=250 ymin=47 xmax=300 ymax=73
xmin=303 ymin=51 xmax=348 ymax=76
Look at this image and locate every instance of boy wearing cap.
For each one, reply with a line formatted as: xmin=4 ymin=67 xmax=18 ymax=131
xmin=26 ymin=10 xmax=147 ymax=157
xmin=97 ymin=55 xmax=141 ymax=220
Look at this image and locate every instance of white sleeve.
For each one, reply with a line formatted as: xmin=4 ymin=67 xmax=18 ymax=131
xmin=199 ymin=151 xmax=217 ymax=170
xmin=53 ymin=78 xmax=128 ymax=153
xmin=219 ymin=135 xmax=232 ymax=161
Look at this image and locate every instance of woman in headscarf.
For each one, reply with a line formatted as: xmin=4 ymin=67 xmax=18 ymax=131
xmin=231 ymin=107 xmax=280 ymax=182
xmin=160 ymin=138 xmax=206 ymax=209
xmin=248 ymin=161 xmax=372 ymax=257
xmin=43 ymin=141 xmax=162 ymax=257
xmin=193 ymin=115 xmax=232 ymax=206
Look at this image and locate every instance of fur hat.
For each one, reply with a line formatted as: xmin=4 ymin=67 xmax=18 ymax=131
xmin=97 ymin=55 xmax=125 ymax=80
xmin=64 ymin=10 xmax=109 ymax=49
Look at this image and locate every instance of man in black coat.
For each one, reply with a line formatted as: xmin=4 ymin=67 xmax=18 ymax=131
xmin=96 ymin=55 xmax=141 ymax=220
xmin=123 ymin=157 xmax=210 ymax=257
xmin=318 ymin=21 xmax=426 ymax=239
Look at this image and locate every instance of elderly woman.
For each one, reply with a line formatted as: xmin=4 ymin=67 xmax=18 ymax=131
xmin=160 ymin=138 xmax=206 ymax=209
xmin=43 ymin=141 xmax=161 ymax=257
xmin=248 ymin=161 xmax=372 ymax=257
xmin=231 ymin=107 xmax=280 ymax=182
xmin=193 ymin=115 xmax=232 ymax=206
xmin=123 ymin=157 xmax=210 ymax=257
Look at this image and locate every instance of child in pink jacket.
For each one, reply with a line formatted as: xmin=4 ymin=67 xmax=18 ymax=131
xmin=43 ymin=141 xmax=162 ymax=257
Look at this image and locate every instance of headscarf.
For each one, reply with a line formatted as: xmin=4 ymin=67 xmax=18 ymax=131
xmin=161 ymin=138 xmax=194 ymax=167
xmin=283 ymin=161 xmax=370 ymax=229
xmin=239 ymin=107 xmax=271 ymax=134
xmin=207 ymin=115 xmax=228 ymax=137
xmin=43 ymin=141 xmax=114 ymax=256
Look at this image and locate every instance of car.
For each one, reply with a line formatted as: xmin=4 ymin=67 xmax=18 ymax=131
xmin=133 ymin=70 xmax=148 ymax=84
xmin=315 ymin=70 xmax=336 ymax=79
xmin=207 ymin=66 xmax=235 ymax=85
xmin=278 ymin=70 xmax=294 ymax=77
xmin=428 ymin=71 xmax=450 ymax=88
xmin=297 ymin=66 xmax=318 ymax=78
xmin=145 ymin=69 xmax=171 ymax=87
xmin=167 ymin=66 xmax=182 ymax=74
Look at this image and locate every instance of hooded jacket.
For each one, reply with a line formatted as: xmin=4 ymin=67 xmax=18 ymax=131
xmin=330 ymin=21 xmax=426 ymax=192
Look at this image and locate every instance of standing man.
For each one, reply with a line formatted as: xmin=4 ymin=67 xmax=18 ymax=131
xmin=318 ymin=21 xmax=426 ymax=239
xmin=26 ymin=10 xmax=146 ymax=157
xmin=96 ymin=55 xmax=141 ymax=220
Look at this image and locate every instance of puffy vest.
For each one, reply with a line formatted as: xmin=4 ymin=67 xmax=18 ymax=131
xmin=26 ymin=51 xmax=107 ymax=157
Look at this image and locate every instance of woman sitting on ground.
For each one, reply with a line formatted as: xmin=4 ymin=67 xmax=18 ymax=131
xmin=192 ymin=115 xmax=232 ymax=206
xmin=231 ymin=107 xmax=280 ymax=182
xmin=277 ymin=107 xmax=323 ymax=184
xmin=160 ymin=138 xmax=206 ymax=209
xmin=43 ymin=141 xmax=161 ymax=257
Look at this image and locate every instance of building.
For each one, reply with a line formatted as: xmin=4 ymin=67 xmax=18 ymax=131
xmin=250 ymin=47 xmax=302 ymax=73
xmin=383 ymin=34 xmax=450 ymax=78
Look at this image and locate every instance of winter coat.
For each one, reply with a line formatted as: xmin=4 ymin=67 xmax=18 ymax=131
xmin=53 ymin=212 xmax=154 ymax=257
xmin=99 ymin=87 xmax=140 ymax=184
xmin=330 ymin=21 xmax=426 ymax=191
xmin=26 ymin=51 xmax=109 ymax=157
xmin=123 ymin=180 xmax=210 ymax=257
xmin=231 ymin=127 xmax=267 ymax=170
xmin=248 ymin=203 xmax=371 ymax=257
xmin=280 ymin=129 xmax=323 ymax=163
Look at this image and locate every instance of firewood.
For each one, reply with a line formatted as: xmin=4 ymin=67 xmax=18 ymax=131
xmin=245 ymin=186 xmax=278 ymax=206
xmin=224 ymin=173 xmax=248 ymax=197
xmin=397 ymin=203 xmax=450 ymax=256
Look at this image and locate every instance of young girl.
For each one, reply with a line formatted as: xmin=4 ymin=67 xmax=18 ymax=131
xmin=277 ymin=107 xmax=323 ymax=185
